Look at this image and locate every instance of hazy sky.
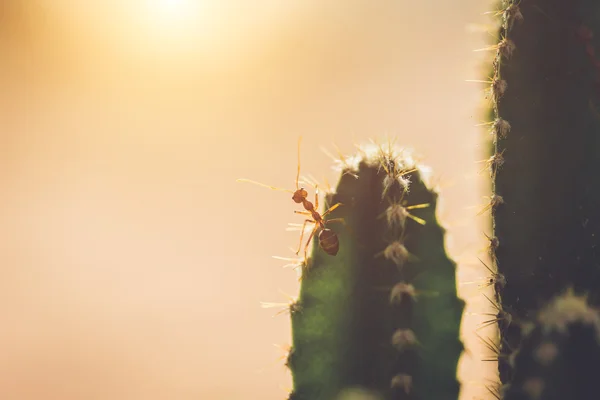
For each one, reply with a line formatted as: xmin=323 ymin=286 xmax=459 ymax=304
xmin=1 ymin=1 xmax=498 ymax=399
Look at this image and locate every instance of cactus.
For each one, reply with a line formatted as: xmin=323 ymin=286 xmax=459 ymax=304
xmin=486 ymin=0 xmax=600 ymax=396
xmin=244 ymin=1 xmax=600 ymax=399
xmin=287 ymin=144 xmax=464 ymax=400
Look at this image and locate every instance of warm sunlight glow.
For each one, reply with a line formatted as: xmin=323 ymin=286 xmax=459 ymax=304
xmin=52 ymin=1 xmax=287 ymax=65
xmin=146 ymin=0 xmax=198 ymax=26
xmin=133 ymin=0 xmax=213 ymax=55
xmin=150 ymin=0 xmax=192 ymax=20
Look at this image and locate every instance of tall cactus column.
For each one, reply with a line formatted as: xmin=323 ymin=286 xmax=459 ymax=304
xmin=287 ymin=145 xmax=464 ymax=400
xmin=488 ymin=0 xmax=600 ymax=387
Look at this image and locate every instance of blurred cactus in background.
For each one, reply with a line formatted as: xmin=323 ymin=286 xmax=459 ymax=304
xmin=487 ymin=0 xmax=600 ymax=399
xmin=243 ymin=1 xmax=600 ymax=399
xmin=502 ymin=289 xmax=600 ymax=400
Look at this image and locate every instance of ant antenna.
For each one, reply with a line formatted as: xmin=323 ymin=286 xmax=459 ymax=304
xmin=296 ymin=136 xmax=302 ymax=190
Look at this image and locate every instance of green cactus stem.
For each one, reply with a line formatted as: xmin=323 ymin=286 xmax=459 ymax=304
xmin=487 ymin=0 xmax=600 ymax=385
xmin=503 ymin=290 xmax=600 ymax=400
xmin=287 ymin=144 xmax=464 ymax=400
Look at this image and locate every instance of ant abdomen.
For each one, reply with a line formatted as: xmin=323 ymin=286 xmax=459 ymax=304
xmin=319 ymin=228 xmax=340 ymax=256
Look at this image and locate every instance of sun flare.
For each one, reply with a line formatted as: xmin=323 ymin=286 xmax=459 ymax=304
xmin=147 ymin=0 xmax=197 ymax=24
xmin=135 ymin=0 xmax=209 ymax=52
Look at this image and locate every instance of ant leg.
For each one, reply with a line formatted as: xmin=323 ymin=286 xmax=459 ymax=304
xmin=303 ymin=225 xmax=319 ymax=262
xmin=322 ymin=202 xmax=343 ymax=217
xmin=315 ymin=185 xmax=319 ymax=209
xmin=295 ymin=219 xmax=316 ymax=255
xmin=294 ymin=210 xmax=312 ymax=216
xmin=326 ymin=217 xmax=356 ymax=238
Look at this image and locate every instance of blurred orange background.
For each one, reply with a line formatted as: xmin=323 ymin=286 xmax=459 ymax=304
xmin=1 ymin=1 xmax=498 ymax=399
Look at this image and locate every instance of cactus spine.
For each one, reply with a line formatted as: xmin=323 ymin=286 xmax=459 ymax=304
xmin=288 ymin=145 xmax=464 ymax=400
xmin=487 ymin=0 xmax=600 ymax=397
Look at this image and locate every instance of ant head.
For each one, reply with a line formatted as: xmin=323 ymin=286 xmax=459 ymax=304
xmin=292 ymin=188 xmax=308 ymax=203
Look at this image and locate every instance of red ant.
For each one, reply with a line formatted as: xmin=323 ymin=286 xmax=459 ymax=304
xmin=237 ymin=137 xmax=345 ymax=263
